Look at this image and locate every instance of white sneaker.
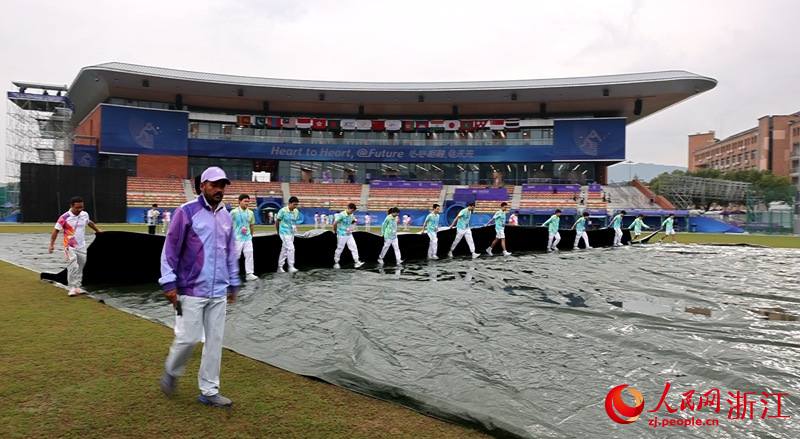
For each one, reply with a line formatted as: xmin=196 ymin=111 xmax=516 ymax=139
xmin=547 ymin=248 xmax=553 ymax=252
xmin=447 ymin=252 xmax=454 ymax=258
xmin=246 ymin=273 xmax=259 ymax=281
xmin=68 ymin=287 xmax=77 ymax=297
xmin=471 ymin=252 xmax=481 ymax=259
xmin=377 ymin=258 xmax=384 ymax=266
xmin=587 ymin=246 xmax=593 ymax=249
xmin=277 ymin=267 xmax=286 ymax=273
xmin=354 ymin=261 xmax=365 ymax=268
xmin=573 ymin=247 xmax=579 ymax=250
xmin=503 ymin=251 xmax=512 ymax=256
xmin=397 ymin=259 xmax=404 ymax=265
xmin=333 ymin=263 xmax=341 ymax=269
xmin=430 ymin=255 xmax=439 ymax=260
xmin=486 ymin=247 xmax=493 ymax=256
xmin=288 ymin=266 xmax=299 ymax=273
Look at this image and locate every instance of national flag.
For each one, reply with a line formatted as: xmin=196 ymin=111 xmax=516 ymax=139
xmin=416 ymin=121 xmax=429 ymax=131
xmin=237 ymin=115 xmax=252 ymax=127
xmin=505 ymin=119 xmax=520 ymax=131
xmin=327 ymin=119 xmax=341 ymax=131
xmin=429 ymin=120 xmax=445 ymax=132
xmin=385 ymin=120 xmax=402 ymax=131
xmin=312 ymin=119 xmax=327 ymax=130
xmin=444 ymin=120 xmax=460 ymax=131
xmin=403 ymin=120 xmax=416 ymax=132
xmin=296 ymin=117 xmax=313 ymax=129
xmin=253 ymin=116 xmax=266 ymax=128
xmin=266 ymin=117 xmax=282 ymax=128
xmin=490 ymin=119 xmax=505 ymax=130
xmin=371 ymin=120 xmax=385 ymax=131
xmin=356 ymin=119 xmax=372 ymax=130
xmin=341 ymin=119 xmax=357 ymax=130
xmin=473 ymin=120 xmax=489 ymax=130
xmin=282 ymin=117 xmax=296 ymax=129
xmin=460 ymin=120 xmax=475 ymax=131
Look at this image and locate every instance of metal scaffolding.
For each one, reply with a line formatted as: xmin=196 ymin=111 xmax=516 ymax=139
xmin=658 ymin=174 xmax=751 ymax=209
xmin=6 ymin=81 xmax=74 ymax=186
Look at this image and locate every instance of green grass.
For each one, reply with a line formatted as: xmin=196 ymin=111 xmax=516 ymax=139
xmin=650 ymin=232 xmax=800 ymax=248
xmin=0 ymin=261 xmax=487 ymax=439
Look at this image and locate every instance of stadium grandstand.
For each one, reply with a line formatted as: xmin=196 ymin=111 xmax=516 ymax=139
xmin=5 ymin=62 xmax=716 ymax=226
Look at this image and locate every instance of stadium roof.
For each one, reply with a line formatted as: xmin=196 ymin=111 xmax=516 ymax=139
xmin=67 ymin=62 xmax=717 ymax=125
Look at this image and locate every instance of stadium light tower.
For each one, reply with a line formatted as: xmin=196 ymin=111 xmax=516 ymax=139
xmin=626 ymin=160 xmax=634 ymax=182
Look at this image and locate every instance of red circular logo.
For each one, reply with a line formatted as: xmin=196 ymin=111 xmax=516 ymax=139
xmin=605 ymin=384 xmax=645 ymax=424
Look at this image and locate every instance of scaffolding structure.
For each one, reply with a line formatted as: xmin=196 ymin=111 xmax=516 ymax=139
xmin=658 ymin=174 xmax=751 ymax=209
xmin=6 ymin=81 xmax=74 ymax=190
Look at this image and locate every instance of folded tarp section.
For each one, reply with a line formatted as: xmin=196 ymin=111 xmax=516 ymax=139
xmin=41 ymin=226 xmax=628 ymax=286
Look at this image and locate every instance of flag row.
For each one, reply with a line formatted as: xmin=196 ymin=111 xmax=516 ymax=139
xmin=236 ymin=116 xmax=522 ymax=132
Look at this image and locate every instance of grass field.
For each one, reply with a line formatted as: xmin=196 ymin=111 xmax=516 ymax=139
xmin=0 ymin=260 xmax=487 ymax=439
xmin=2 ymin=223 xmax=798 ymax=248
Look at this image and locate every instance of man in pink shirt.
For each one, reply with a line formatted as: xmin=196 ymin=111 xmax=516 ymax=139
xmin=49 ymin=196 xmax=103 ymax=296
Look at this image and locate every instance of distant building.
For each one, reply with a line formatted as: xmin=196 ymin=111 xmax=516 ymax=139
xmin=688 ymin=112 xmax=800 ymax=184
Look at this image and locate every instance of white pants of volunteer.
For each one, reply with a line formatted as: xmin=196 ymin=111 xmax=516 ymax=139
xmin=235 ymin=240 xmax=255 ymax=275
xmin=66 ymin=246 xmax=87 ymax=289
xmin=450 ymin=228 xmax=475 ymax=253
xmin=548 ymin=232 xmax=561 ymax=250
xmin=166 ymin=295 xmax=227 ymax=397
xmin=278 ymin=234 xmax=295 ymax=269
xmin=427 ymin=231 xmax=438 ymax=258
xmin=574 ymin=231 xmax=590 ymax=248
xmin=379 ymin=238 xmax=401 ymax=262
xmin=334 ymin=235 xmax=359 ymax=263
xmin=613 ymin=227 xmax=623 ymax=246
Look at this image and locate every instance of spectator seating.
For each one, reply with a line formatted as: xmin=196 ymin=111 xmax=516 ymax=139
xmin=227 ymin=180 xmax=283 ymax=202
xmin=127 ymin=177 xmax=187 ymax=208
xmin=519 ymin=189 xmax=579 ymax=209
xmin=289 ymin=183 xmax=361 ymax=209
xmin=585 ymin=188 xmax=608 ymax=210
xmin=468 ymin=185 xmax=514 ymax=212
xmin=367 ymin=186 xmax=441 ymax=211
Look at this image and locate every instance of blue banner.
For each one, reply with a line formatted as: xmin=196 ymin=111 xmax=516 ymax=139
xmin=189 ymin=139 xmax=555 ymax=163
xmin=100 ymin=105 xmax=188 ymax=156
xmin=72 ymin=145 xmax=97 ymax=167
xmin=553 ymin=118 xmax=625 ymax=160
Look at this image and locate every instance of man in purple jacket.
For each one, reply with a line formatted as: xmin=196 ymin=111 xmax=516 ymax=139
xmin=158 ymin=166 xmax=241 ymax=407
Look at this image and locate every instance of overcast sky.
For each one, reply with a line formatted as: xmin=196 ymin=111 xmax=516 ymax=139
xmin=2 ymin=0 xmax=799 ymax=182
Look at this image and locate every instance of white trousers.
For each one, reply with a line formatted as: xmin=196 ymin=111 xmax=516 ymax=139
xmin=334 ymin=235 xmax=359 ymax=263
xmin=165 ymin=295 xmax=227 ymax=397
xmin=427 ymin=231 xmax=438 ymax=258
xmin=613 ymin=227 xmax=623 ymax=246
xmin=278 ymin=234 xmax=295 ymax=269
xmin=450 ymin=228 xmax=475 ymax=253
xmin=548 ymin=232 xmax=561 ymax=249
xmin=66 ymin=247 xmax=87 ymax=289
xmin=161 ymin=220 xmax=170 ymax=233
xmin=574 ymin=231 xmax=590 ymax=248
xmin=379 ymin=238 xmax=401 ymax=261
xmin=235 ymin=240 xmax=254 ymax=275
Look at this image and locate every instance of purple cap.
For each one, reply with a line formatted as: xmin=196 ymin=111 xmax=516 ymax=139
xmin=200 ymin=166 xmax=231 ymax=184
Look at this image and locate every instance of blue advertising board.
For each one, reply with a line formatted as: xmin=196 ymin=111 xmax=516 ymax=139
xmin=553 ymin=118 xmax=625 ymax=160
xmin=72 ymin=144 xmax=98 ymax=167
xmin=189 ymin=139 xmax=556 ymax=163
xmin=100 ymin=105 xmax=188 ymax=156
xmin=187 ymin=118 xmax=625 ymax=162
